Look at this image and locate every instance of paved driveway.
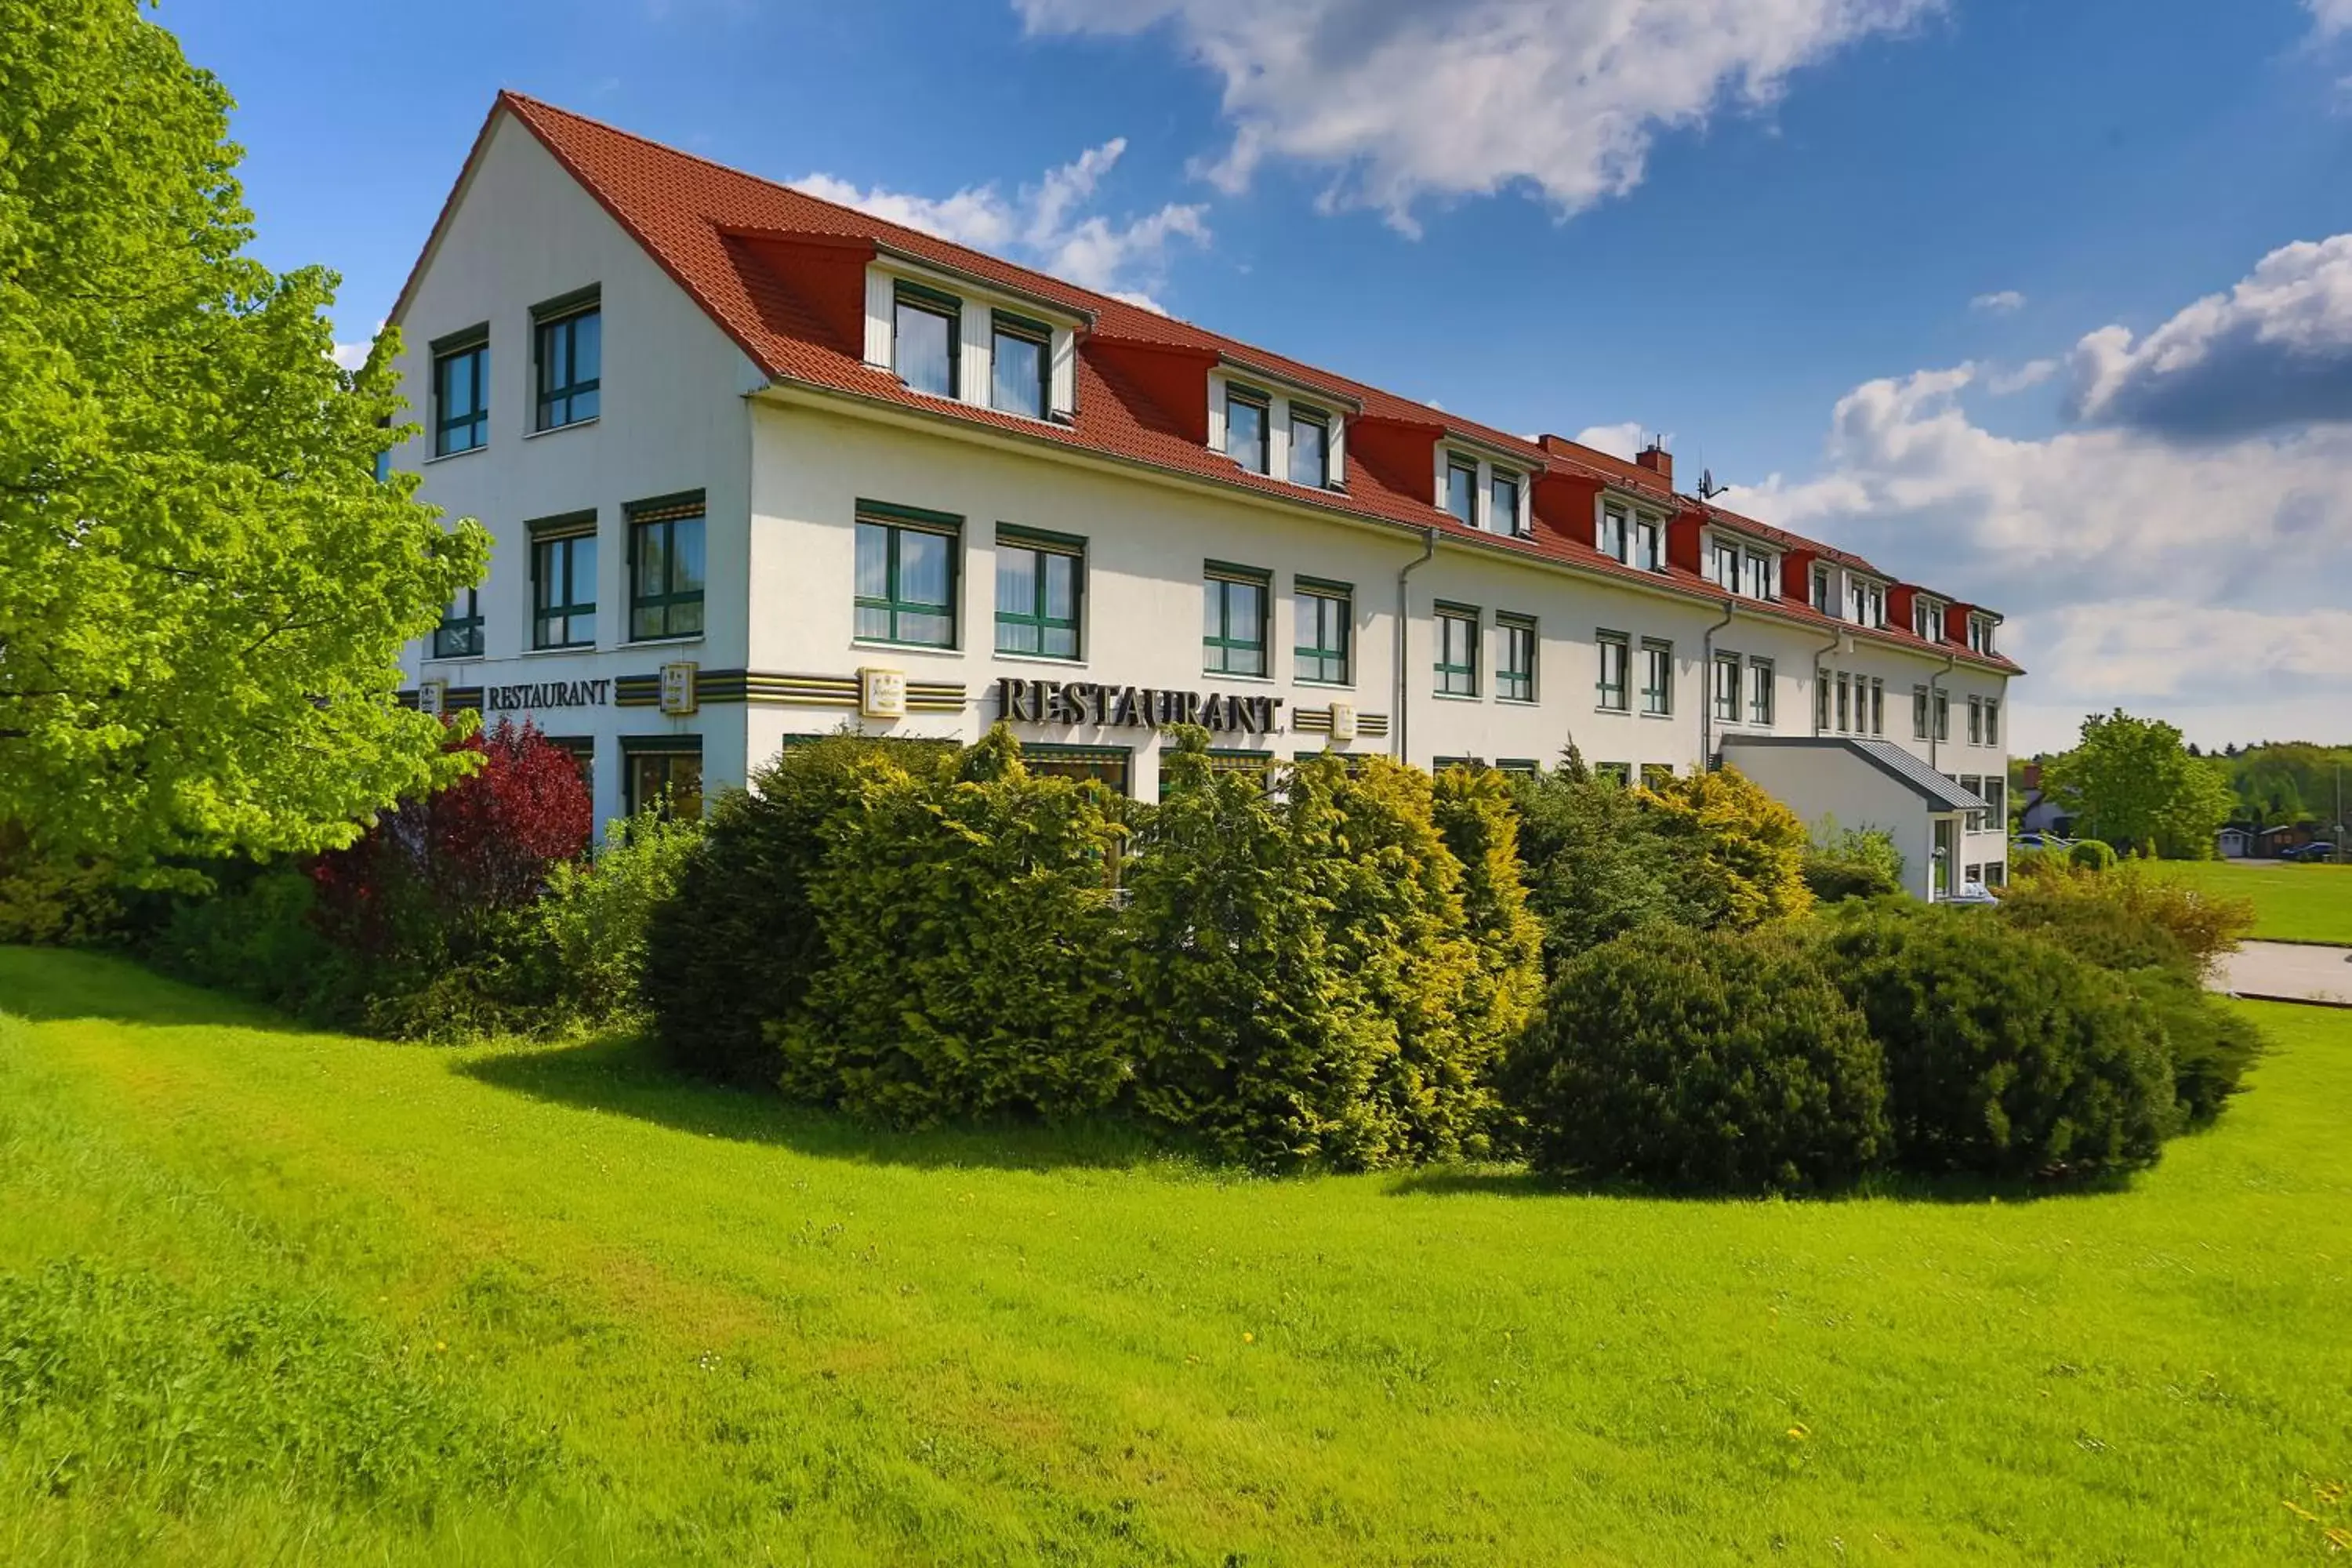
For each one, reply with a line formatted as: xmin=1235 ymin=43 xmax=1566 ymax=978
xmin=2213 ymin=941 xmax=2352 ymax=1006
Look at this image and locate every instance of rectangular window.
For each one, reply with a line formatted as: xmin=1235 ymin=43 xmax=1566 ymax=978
xmin=1961 ymin=776 xmax=1986 ymax=833
xmin=1913 ymin=685 xmax=1930 ymax=739
xmin=856 ymin=502 xmax=960 ymax=647
xmin=1290 ymin=407 xmax=1331 ymax=487
xmin=1640 ymin=639 xmax=1674 ymax=717
xmin=1985 ymin=699 xmax=2001 ymax=748
xmin=1490 ymin=470 xmax=1523 ymax=536
xmin=1933 ymin=690 xmax=1951 ymax=742
xmin=532 ymin=519 xmax=597 ymax=649
xmin=1816 ymin=670 xmax=1832 ymax=731
xmin=1641 ymin=763 xmax=1676 ymax=790
xmin=1597 ymin=632 xmax=1631 ymax=711
xmin=1744 ymin=550 xmax=1775 ymax=600
xmin=1599 ymin=505 xmax=1628 ymax=562
xmin=1984 ymin=776 xmax=2007 ymax=822
xmin=1594 ymin=761 xmax=1632 ymax=788
xmin=533 ymin=298 xmax=601 ymax=430
xmin=989 ymin=310 xmax=1051 ymax=419
xmin=1635 ymin=516 xmax=1664 ymax=572
xmin=1711 ymin=539 xmax=1741 ymax=590
xmin=628 ymin=496 xmax=706 ymax=642
xmin=994 ymin=528 xmax=1082 ymax=659
xmin=1969 ymin=696 xmax=1984 ymax=746
xmin=1915 ymin=598 xmax=1940 ymax=641
xmin=1836 ymin=671 xmax=1852 ymax=733
xmin=1497 ymin=615 xmax=1537 ymax=702
xmin=1435 ymin=603 xmax=1479 ymax=697
xmin=433 ymin=586 xmax=483 ymax=660
xmin=1203 ymin=563 xmax=1269 ymax=676
xmin=1025 ymin=744 xmax=1131 ymax=795
xmin=1226 ymin=386 xmax=1270 ymax=474
xmin=624 ymin=740 xmax=702 ymax=821
xmin=1971 ymin=615 xmax=1996 ymax=655
xmin=893 ymin=281 xmax=959 ymax=398
xmin=432 ymin=334 xmax=488 ymax=456
xmin=1748 ymin=656 xmax=1775 ymax=726
xmin=1445 ymin=457 xmax=1478 ymax=526
xmin=1712 ymin=652 xmax=1742 ymax=724
xmin=1869 ymin=677 xmax=1886 ymax=736
xmin=1294 ymin=579 xmax=1351 ymax=684
xmin=1813 ymin=564 xmax=1833 ymax=613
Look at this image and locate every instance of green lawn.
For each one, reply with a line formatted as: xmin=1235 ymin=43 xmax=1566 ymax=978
xmin=2152 ymin=858 xmax=2352 ymax=945
xmin=2 ymin=949 xmax=2349 ymax=1566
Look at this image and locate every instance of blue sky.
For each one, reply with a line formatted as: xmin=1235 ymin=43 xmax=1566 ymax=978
xmin=166 ymin=0 xmax=2352 ymax=755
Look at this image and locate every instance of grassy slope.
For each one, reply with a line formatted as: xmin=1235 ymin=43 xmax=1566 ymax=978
xmin=2 ymin=949 xmax=2349 ymax=1566
xmin=2153 ymin=859 xmax=2352 ymax=945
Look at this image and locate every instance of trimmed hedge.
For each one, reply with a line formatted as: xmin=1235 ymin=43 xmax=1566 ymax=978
xmin=1505 ymin=927 xmax=1889 ymax=1193
xmin=1820 ymin=902 xmax=2175 ymax=1178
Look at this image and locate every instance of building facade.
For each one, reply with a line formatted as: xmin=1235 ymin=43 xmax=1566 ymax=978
xmin=390 ymin=94 xmax=2020 ymax=896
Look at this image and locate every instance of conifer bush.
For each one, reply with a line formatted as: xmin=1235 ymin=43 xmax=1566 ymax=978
xmin=1114 ymin=733 xmax=1401 ymax=1170
xmin=1504 ymin=927 xmax=1889 ymax=1193
xmin=771 ymin=728 xmax=1130 ymax=1126
xmin=1639 ymin=765 xmax=1815 ymax=931
xmin=1431 ymin=763 xmax=1546 ymax=1142
xmin=1508 ymin=747 xmax=1683 ymax=967
xmin=641 ymin=732 xmax=944 ymax=1084
xmin=1820 ymin=903 xmax=2175 ymax=1178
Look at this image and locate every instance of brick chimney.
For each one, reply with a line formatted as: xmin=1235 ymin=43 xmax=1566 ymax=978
xmin=1635 ymin=438 xmax=1673 ymax=486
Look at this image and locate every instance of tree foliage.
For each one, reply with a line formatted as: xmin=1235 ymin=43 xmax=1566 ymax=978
xmin=2044 ymin=711 xmax=2236 ymax=859
xmin=1508 ymin=746 xmax=1684 ymax=967
xmin=0 ymin=0 xmax=486 ymax=873
xmin=1637 ymin=764 xmax=1815 ymax=930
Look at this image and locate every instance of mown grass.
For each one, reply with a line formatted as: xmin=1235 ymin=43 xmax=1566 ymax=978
xmin=2152 ymin=858 xmax=2352 ymax=945
xmin=2 ymin=946 xmax=2349 ymax=1565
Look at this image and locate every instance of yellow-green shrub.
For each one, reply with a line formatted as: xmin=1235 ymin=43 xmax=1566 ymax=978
xmin=1638 ymin=766 xmax=1814 ymax=931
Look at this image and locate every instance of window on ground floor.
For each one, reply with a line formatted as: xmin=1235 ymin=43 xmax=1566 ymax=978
xmin=624 ymin=740 xmax=702 ymax=820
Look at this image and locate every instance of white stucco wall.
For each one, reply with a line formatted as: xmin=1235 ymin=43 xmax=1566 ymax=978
xmin=1719 ymin=739 xmax=1945 ymax=900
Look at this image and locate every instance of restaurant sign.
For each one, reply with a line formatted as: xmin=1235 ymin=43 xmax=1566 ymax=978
xmin=996 ymin=677 xmax=1284 ymax=735
xmin=486 ymin=678 xmax=612 ymax=712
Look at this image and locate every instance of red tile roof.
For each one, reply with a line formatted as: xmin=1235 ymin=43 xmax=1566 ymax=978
xmin=394 ymin=92 xmax=2017 ymax=676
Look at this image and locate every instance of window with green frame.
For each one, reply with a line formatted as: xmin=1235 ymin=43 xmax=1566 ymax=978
xmin=627 ymin=495 xmax=706 ymax=641
xmin=1640 ymin=638 xmax=1674 ymax=717
xmin=1294 ymin=577 xmax=1350 ymax=684
xmin=531 ymin=517 xmax=597 ymax=649
xmin=1225 ymin=386 xmax=1270 ymax=474
xmin=432 ymin=331 xmax=488 ymax=456
xmin=1497 ymin=614 xmax=1536 ymax=702
xmin=893 ymin=281 xmax=959 ymax=399
xmin=433 ymin=586 xmax=483 ymax=659
xmin=533 ymin=292 xmax=600 ymax=430
xmin=1202 ymin=563 xmax=1268 ymax=676
xmin=857 ymin=502 xmax=960 ymax=647
xmin=1435 ymin=603 xmax=1479 ymax=697
xmin=1596 ymin=631 xmax=1630 ymax=711
xmin=995 ymin=526 xmax=1081 ymax=658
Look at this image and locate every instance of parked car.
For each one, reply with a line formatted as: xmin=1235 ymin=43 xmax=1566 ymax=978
xmin=2281 ymin=841 xmax=2342 ymax=864
xmin=2013 ymin=833 xmax=2072 ymax=851
xmin=1944 ymin=880 xmax=2001 ymax=906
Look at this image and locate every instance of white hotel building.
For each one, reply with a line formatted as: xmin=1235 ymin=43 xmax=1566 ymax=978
xmin=390 ymin=94 xmax=2018 ymax=899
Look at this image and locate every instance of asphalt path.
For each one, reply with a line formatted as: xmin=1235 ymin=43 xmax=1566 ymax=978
xmin=2213 ymin=940 xmax=2352 ymax=1007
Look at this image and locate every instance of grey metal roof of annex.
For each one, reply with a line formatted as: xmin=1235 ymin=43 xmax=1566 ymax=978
xmin=1719 ymin=734 xmax=1991 ymax=813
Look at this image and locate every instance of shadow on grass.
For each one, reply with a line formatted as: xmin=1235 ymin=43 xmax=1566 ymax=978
xmin=0 ymin=946 xmax=310 ymax=1034
xmin=1382 ymin=1161 xmax=2144 ymax=1205
xmin=458 ymin=1031 xmax=1171 ymax=1175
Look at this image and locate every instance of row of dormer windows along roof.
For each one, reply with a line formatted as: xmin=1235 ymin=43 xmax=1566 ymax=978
xmin=390 ymin=93 xmax=2015 ymax=675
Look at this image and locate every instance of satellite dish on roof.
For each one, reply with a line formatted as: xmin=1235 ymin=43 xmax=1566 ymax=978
xmin=1698 ymin=468 xmax=1726 ymax=499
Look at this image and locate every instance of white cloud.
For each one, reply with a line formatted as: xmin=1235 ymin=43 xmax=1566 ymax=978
xmin=1573 ymin=422 xmax=1650 ymax=462
xmin=793 ymin=139 xmax=1208 ymax=303
xmin=1970 ymin=289 xmax=2025 ymax=314
xmin=1984 ymin=358 xmax=2056 ymax=395
xmin=1014 ymin=0 xmax=1940 ymax=233
xmin=329 ymin=319 xmax=386 ymax=371
xmin=1722 ymin=358 xmax=2352 ymax=753
xmin=2067 ymin=234 xmax=2352 ymax=437
xmin=2310 ymin=0 xmax=2352 ymax=38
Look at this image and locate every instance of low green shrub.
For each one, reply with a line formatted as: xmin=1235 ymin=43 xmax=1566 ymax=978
xmin=147 ymin=867 xmax=362 ymax=1021
xmin=1504 ymin=927 xmax=1889 ymax=1193
xmin=2121 ymin=966 xmax=2264 ymax=1129
xmin=0 ymin=826 xmax=122 ymax=947
xmin=1820 ymin=902 xmax=2175 ymax=1178
xmin=642 ymin=732 xmax=947 ymax=1085
xmin=1802 ymin=819 xmax=1904 ymax=902
xmin=2071 ymin=839 xmax=2119 ymax=872
xmin=773 ymin=728 xmax=1129 ymax=1127
xmin=524 ymin=807 xmax=705 ymax=1030
xmin=1998 ymin=860 xmax=2253 ymax=978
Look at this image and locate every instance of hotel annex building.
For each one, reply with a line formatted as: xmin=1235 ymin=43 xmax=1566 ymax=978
xmin=390 ymin=94 xmax=2019 ymax=899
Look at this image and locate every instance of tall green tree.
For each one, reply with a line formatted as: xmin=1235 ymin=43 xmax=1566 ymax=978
xmin=0 ymin=1 xmax=486 ymax=873
xmin=2045 ymin=710 xmax=2235 ymax=858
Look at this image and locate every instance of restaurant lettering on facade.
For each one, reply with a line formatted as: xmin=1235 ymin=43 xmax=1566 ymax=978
xmin=996 ymin=677 xmax=1284 ymax=735
xmin=486 ymin=678 xmax=612 ymax=712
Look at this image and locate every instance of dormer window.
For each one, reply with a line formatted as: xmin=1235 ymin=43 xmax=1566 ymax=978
xmin=989 ymin=310 xmax=1050 ymax=419
xmin=1444 ymin=456 xmax=1477 ymax=525
xmin=1635 ymin=514 xmax=1664 ymax=572
xmin=1969 ymin=615 xmax=1996 ymax=655
xmin=1849 ymin=579 xmax=1885 ymax=627
xmin=1710 ymin=539 xmax=1740 ymax=589
xmin=1744 ymin=549 xmax=1776 ymax=601
xmin=1811 ymin=563 xmax=1832 ymax=613
xmin=1225 ymin=384 xmax=1270 ymax=474
xmin=1599 ymin=503 xmax=1628 ymax=561
xmin=1913 ymin=597 xmax=1942 ymax=641
xmin=1490 ymin=469 xmax=1523 ymax=536
xmin=893 ymin=280 xmax=960 ymax=399
xmin=1290 ymin=405 xmax=1331 ymax=488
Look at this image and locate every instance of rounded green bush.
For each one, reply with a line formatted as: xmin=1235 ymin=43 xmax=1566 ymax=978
xmin=1821 ymin=903 xmax=2175 ymax=1178
xmin=1505 ymin=927 xmax=1889 ymax=1193
xmin=2070 ymin=839 xmax=2120 ymax=872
